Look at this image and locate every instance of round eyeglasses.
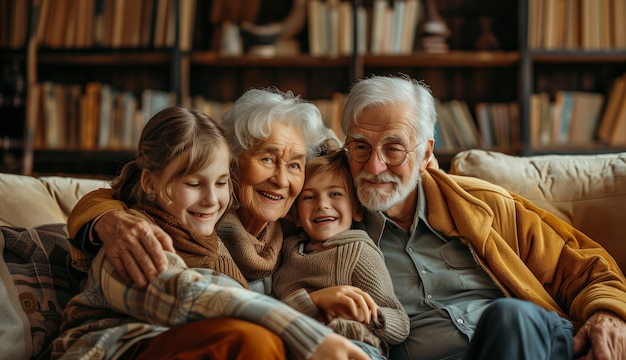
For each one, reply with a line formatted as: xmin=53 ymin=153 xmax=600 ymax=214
xmin=344 ymin=141 xmax=421 ymax=166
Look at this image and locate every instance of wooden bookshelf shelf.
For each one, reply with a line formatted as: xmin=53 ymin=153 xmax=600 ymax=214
xmin=37 ymin=51 xmax=173 ymax=65
xmin=190 ymin=52 xmax=352 ymax=68
xmin=530 ymin=51 xmax=626 ymax=63
xmin=363 ymin=51 xmax=520 ymax=67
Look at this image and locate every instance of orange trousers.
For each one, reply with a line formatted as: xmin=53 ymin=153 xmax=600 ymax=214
xmin=124 ymin=317 xmax=287 ymax=360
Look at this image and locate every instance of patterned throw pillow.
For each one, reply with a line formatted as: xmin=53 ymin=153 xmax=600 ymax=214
xmin=0 ymin=224 xmax=83 ymax=360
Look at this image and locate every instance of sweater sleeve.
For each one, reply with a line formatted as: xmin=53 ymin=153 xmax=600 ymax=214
xmin=98 ymin=251 xmax=333 ymax=359
xmin=67 ymin=188 xmax=125 ymax=238
xmin=351 ymin=241 xmax=410 ymax=345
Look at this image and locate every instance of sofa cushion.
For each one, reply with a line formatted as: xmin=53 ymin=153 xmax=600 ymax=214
xmin=0 ymin=174 xmax=110 ymax=228
xmin=449 ymin=149 xmax=626 ymax=271
xmin=0 ymin=223 xmax=80 ymax=360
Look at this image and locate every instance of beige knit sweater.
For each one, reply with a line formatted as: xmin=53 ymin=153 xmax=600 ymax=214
xmin=273 ymin=229 xmax=410 ymax=356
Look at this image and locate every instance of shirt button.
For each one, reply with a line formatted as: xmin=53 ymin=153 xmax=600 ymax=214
xmin=457 ymin=318 xmax=464 ymax=324
xmin=408 ymin=247 xmax=414 ymax=252
xmin=427 ymin=295 xmax=432 ymax=299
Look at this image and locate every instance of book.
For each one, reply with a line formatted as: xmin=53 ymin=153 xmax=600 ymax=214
xmin=370 ymin=0 xmax=388 ymax=55
xmin=401 ymin=0 xmax=421 ymax=54
xmin=568 ymin=92 xmax=604 ymax=145
xmin=63 ymin=0 xmax=78 ymax=48
xmin=307 ymin=0 xmax=328 ymax=56
xmin=65 ymin=84 xmax=82 ymax=148
xmin=563 ymin=0 xmax=579 ymax=49
xmin=596 ymin=74 xmax=626 ymax=143
xmin=139 ymin=0 xmax=155 ymax=48
xmin=97 ymin=83 xmax=114 ymax=148
xmin=337 ymin=1 xmax=353 ymax=57
xmin=448 ymin=99 xmax=481 ymax=148
xmin=179 ymin=0 xmax=197 ymax=52
xmin=434 ymin=99 xmax=458 ymax=151
xmin=41 ymin=82 xmax=60 ymax=148
xmin=9 ymin=0 xmax=29 ymax=48
xmin=82 ymin=82 xmax=102 ymax=149
xmin=552 ymin=91 xmax=574 ymax=144
xmin=475 ymin=102 xmax=493 ymax=148
xmin=607 ymin=88 xmax=626 ymax=146
xmin=613 ymin=0 xmax=626 ymax=49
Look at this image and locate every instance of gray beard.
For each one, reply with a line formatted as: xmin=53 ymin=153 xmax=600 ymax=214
xmin=355 ymin=169 xmax=420 ymax=212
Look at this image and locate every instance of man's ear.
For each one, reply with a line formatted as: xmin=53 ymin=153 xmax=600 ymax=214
xmin=419 ymin=139 xmax=435 ymax=172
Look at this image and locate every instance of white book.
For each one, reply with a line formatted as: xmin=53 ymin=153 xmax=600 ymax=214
xmin=370 ymin=0 xmax=388 ymax=55
xmin=389 ymin=0 xmax=405 ymax=54
xmin=338 ymin=1 xmax=353 ymax=56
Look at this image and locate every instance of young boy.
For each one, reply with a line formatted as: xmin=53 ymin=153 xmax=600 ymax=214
xmin=273 ymin=148 xmax=410 ymax=359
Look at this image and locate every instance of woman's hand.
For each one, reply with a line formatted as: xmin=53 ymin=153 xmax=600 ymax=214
xmin=309 ymin=333 xmax=370 ymax=360
xmin=309 ymin=285 xmax=378 ymax=324
xmin=94 ymin=210 xmax=174 ymax=288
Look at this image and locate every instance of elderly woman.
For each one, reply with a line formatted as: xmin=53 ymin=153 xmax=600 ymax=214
xmin=65 ymin=88 xmax=372 ymax=359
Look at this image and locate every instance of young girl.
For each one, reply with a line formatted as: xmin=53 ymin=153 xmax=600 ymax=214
xmin=52 ymin=106 xmax=368 ymax=360
xmin=273 ymin=148 xmax=410 ymax=359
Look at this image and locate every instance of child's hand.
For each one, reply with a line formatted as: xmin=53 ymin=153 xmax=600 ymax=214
xmin=309 ymin=285 xmax=378 ymax=324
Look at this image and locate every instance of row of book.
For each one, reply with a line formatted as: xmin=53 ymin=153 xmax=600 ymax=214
xmin=435 ymin=100 xmax=520 ymax=153
xmin=528 ymin=0 xmax=626 ymax=50
xmin=531 ymin=76 xmax=626 ymax=147
xmin=596 ymin=74 xmax=626 ymax=146
xmin=0 ymin=0 xmax=196 ymax=50
xmin=307 ymin=0 xmax=423 ymax=57
xmin=32 ymin=81 xmax=176 ymax=150
xmin=530 ymin=91 xmax=605 ymax=147
xmin=33 ymin=81 xmax=623 ymax=154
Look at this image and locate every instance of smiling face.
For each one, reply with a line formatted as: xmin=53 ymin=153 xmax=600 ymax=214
xmin=346 ymin=102 xmax=433 ymax=214
xmin=147 ymin=145 xmax=232 ymax=236
xmin=296 ymin=170 xmax=356 ymax=242
xmin=236 ymin=121 xmax=307 ymax=236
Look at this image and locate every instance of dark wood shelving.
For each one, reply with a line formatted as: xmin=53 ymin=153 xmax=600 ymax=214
xmin=190 ymin=52 xmax=352 ymax=68
xmin=37 ymin=50 xmax=173 ymax=65
xmin=530 ymin=51 xmax=626 ymax=63
xmin=363 ymin=51 xmax=520 ymax=67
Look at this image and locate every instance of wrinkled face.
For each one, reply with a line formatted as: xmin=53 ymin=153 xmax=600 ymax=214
xmin=152 ymin=146 xmax=232 ymax=235
xmin=296 ymin=171 xmax=354 ymax=242
xmin=345 ymin=103 xmax=427 ymax=212
xmin=237 ymin=121 xmax=307 ymax=233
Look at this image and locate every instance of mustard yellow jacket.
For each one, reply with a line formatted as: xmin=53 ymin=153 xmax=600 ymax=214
xmin=68 ymin=169 xmax=626 ymax=331
xmin=422 ymin=168 xmax=626 ymax=331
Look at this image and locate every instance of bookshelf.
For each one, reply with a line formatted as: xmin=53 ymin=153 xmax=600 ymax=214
xmin=2 ymin=0 xmax=626 ymax=177
xmin=520 ymin=0 xmax=626 ymax=155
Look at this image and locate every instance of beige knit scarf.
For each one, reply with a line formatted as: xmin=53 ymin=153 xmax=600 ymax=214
xmin=217 ymin=211 xmax=283 ymax=280
xmin=140 ymin=205 xmax=249 ymax=288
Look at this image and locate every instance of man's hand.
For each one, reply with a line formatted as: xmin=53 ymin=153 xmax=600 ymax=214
xmin=94 ymin=210 xmax=174 ymax=288
xmin=309 ymin=285 xmax=378 ymax=324
xmin=574 ymin=310 xmax=626 ymax=360
xmin=309 ymin=333 xmax=370 ymax=360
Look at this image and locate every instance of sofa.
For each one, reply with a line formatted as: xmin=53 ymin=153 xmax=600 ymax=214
xmin=1 ymin=149 xmax=625 ymax=359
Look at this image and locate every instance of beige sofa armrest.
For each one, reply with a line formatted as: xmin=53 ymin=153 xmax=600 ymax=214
xmin=0 ymin=173 xmax=110 ymax=229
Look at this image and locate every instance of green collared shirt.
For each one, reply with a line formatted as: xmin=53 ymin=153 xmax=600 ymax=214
xmin=355 ymin=180 xmax=503 ymax=345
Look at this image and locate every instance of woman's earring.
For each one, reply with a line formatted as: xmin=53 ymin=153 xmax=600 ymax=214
xmin=146 ymin=191 xmax=156 ymax=202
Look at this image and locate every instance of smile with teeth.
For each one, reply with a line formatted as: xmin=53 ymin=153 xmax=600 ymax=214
xmin=190 ymin=211 xmax=212 ymax=218
xmin=314 ymin=217 xmax=337 ymax=223
xmin=260 ymin=191 xmax=282 ymax=200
